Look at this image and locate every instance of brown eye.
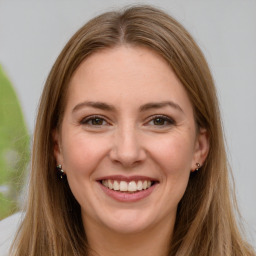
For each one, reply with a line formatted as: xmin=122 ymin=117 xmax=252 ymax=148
xmin=146 ymin=115 xmax=175 ymax=127
xmin=91 ymin=118 xmax=104 ymax=125
xmin=153 ymin=118 xmax=166 ymax=125
xmin=81 ymin=116 xmax=108 ymax=126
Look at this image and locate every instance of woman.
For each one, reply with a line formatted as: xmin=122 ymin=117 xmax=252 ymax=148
xmin=10 ymin=5 xmax=255 ymax=256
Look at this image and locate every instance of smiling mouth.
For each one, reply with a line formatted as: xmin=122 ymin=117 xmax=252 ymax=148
xmin=100 ymin=179 xmax=157 ymax=193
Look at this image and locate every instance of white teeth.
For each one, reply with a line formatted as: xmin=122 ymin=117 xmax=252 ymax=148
xmin=120 ymin=181 xmax=128 ymax=191
xmin=113 ymin=180 xmax=119 ymax=190
xmin=137 ymin=180 xmax=143 ymax=190
xmin=142 ymin=181 xmax=147 ymax=190
xmin=108 ymin=179 xmax=113 ymax=189
xmin=128 ymin=181 xmax=137 ymax=192
xmin=102 ymin=180 xmax=108 ymax=187
xmin=102 ymin=179 xmax=154 ymax=192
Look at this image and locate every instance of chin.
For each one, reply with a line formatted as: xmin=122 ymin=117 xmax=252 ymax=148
xmin=98 ymin=208 xmax=160 ymax=234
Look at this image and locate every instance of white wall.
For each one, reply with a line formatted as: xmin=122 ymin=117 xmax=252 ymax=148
xmin=0 ymin=0 xmax=255 ymax=247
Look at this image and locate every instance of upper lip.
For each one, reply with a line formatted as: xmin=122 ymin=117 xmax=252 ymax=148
xmin=96 ymin=175 xmax=158 ymax=182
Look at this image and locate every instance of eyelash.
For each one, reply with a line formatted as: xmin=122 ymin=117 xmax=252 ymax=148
xmin=80 ymin=115 xmax=109 ymax=126
xmin=145 ymin=115 xmax=175 ymax=127
xmin=80 ymin=114 xmax=175 ymax=127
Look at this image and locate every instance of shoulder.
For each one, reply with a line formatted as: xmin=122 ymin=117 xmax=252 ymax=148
xmin=0 ymin=212 xmax=23 ymax=256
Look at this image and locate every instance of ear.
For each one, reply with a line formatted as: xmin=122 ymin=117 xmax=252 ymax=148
xmin=191 ymin=128 xmax=209 ymax=171
xmin=52 ymin=129 xmax=64 ymax=166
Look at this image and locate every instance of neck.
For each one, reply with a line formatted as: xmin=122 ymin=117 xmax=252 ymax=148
xmin=84 ymin=216 xmax=174 ymax=256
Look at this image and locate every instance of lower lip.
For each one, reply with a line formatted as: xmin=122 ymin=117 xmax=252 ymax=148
xmin=99 ymin=182 xmax=157 ymax=202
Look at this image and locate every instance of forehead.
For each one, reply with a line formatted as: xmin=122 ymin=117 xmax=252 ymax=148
xmin=66 ymin=45 xmax=193 ymax=115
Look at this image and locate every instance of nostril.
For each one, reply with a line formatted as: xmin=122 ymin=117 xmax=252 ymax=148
xmin=109 ymin=132 xmax=147 ymax=166
xmin=109 ymin=147 xmax=147 ymax=168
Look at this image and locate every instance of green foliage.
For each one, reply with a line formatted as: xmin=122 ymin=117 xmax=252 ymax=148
xmin=0 ymin=64 xmax=30 ymax=220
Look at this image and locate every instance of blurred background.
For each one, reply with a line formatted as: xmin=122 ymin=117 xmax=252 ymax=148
xmin=0 ymin=0 xmax=255 ymax=246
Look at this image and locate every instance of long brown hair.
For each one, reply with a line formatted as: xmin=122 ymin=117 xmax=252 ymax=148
xmin=11 ymin=5 xmax=255 ymax=256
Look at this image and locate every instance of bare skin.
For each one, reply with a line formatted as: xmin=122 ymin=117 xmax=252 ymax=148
xmin=54 ymin=46 xmax=209 ymax=256
xmin=85 ymin=212 xmax=173 ymax=256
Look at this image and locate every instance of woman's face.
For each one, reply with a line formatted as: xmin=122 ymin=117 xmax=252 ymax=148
xmin=54 ymin=46 xmax=209 ymax=235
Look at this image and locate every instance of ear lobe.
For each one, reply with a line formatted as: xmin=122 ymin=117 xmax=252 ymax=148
xmin=192 ymin=128 xmax=209 ymax=169
xmin=52 ymin=129 xmax=63 ymax=164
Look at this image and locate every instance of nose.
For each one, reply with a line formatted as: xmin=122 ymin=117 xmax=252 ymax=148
xmin=109 ymin=125 xmax=146 ymax=168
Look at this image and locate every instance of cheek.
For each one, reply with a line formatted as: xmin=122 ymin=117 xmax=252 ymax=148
xmin=61 ymin=131 xmax=110 ymax=176
xmin=60 ymin=132 xmax=111 ymax=209
xmin=143 ymin=133 xmax=195 ymax=217
xmin=149 ymin=132 xmax=195 ymax=174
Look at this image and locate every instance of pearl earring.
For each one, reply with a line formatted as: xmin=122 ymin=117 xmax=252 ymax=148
xmin=56 ymin=164 xmax=65 ymax=179
xmin=195 ymin=162 xmax=201 ymax=172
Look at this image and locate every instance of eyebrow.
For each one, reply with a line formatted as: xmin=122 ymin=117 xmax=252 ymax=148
xmin=72 ymin=100 xmax=184 ymax=113
xmin=139 ymin=101 xmax=184 ymax=113
xmin=72 ymin=101 xmax=115 ymax=113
